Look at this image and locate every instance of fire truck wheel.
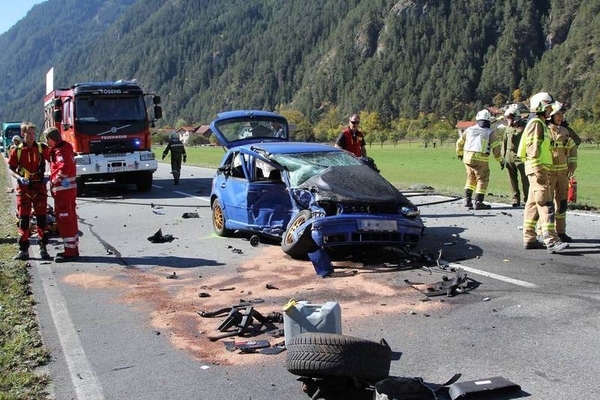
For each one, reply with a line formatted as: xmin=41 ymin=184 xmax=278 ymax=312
xmin=136 ymin=172 xmax=153 ymax=192
xmin=76 ymin=178 xmax=85 ymax=197
xmin=286 ymin=333 xmax=391 ymax=381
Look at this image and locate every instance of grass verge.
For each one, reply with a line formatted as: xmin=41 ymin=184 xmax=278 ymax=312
xmin=171 ymin=142 xmax=600 ymax=210
xmin=0 ymin=160 xmax=50 ymax=399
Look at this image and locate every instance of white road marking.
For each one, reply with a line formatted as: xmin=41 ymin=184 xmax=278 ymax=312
xmin=37 ymin=261 xmax=104 ymax=399
xmin=174 ymin=190 xmax=210 ymax=202
xmin=444 ymin=261 xmax=538 ymax=288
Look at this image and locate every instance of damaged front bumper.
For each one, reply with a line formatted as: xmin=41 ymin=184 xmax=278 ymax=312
xmin=308 ymin=214 xmax=424 ymax=249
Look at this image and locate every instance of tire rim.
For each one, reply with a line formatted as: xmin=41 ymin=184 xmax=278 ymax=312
xmin=284 ymin=214 xmax=307 ymax=245
xmin=213 ymin=203 xmax=224 ymax=231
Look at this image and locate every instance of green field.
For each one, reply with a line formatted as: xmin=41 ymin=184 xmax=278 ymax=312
xmin=161 ymin=142 xmax=600 ymax=209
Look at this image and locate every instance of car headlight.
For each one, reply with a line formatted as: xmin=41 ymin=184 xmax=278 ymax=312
xmin=140 ymin=151 xmax=155 ymax=161
xmin=400 ymin=206 xmax=420 ymax=217
xmin=76 ymin=155 xmax=91 ymax=165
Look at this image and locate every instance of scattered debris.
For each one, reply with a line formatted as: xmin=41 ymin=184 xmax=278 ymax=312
xmin=199 ymin=304 xmax=283 ymax=342
xmin=218 ymin=287 xmax=235 ymax=291
xmin=266 ymin=283 xmax=279 ymax=290
xmin=166 ymin=272 xmax=177 ymax=279
xmin=443 ymin=242 xmax=455 ymax=246
xmin=152 ymin=209 xmax=165 ymax=215
xmin=182 ymin=212 xmax=199 ymax=218
xmin=259 ymin=345 xmax=286 ymax=355
xmin=448 ymin=376 xmax=521 ymax=400
xmin=231 ymin=248 xmax=243 ymax=254
xmin=249 ymin=235 xmax=260 ymax=247
xmin=500 ymin=211 xmax=512 ymax=217
xmin=147 ymin=229 xmax=175 ymax=243
xmin=198 ymin=292 xmax=211 ymax=298
xmin=404 ymin=267 xmax=471 ymax=297
xmin=483 ymin=297 xmax=491 ymax=302
xmin=324 ymin=270 xmax=359 ymax=278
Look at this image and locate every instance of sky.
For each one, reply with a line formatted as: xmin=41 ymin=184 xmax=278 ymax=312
xmin=0 ymin=1 xmax=46 ymax=35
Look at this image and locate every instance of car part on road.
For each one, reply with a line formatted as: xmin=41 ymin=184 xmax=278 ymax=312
xmin=448 ymin=376 xmax=521 ymax=400
xmin=249 ymin=235 xmax=260 ymax=246
xmin=147 ymin=229 xmax=175 ymax=243
xmin=200 ymin=305 xmax=282 ymax=342
xmin=181 ymin=212 xmax=199 ymax=218
xmin=374 ymin=374 xmax=462 ymax=400
xmin=308 ymin=248 xmax=335 ymax=277
xmin=404 ymin=267 xmax=471 ymax=297
xmin=286 ymin=332 xmax=392 ymax=381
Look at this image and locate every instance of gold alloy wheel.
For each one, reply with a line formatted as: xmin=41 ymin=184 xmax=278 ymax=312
xmin=284 ymin=213 xmax=308 ymax=245
xmin=213 ymin=202 xmax=225 ymax=231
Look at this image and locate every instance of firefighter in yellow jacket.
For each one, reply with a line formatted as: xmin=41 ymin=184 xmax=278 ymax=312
xmin=502 ymin=104 xmax=529 ymax=207
xmin=518 ymin=92 xmax=568 ymax=253
xmin=547 ymin=102 xmax=578 ymax=243
xmin=456 ymin=109 xmax=503 ymax=210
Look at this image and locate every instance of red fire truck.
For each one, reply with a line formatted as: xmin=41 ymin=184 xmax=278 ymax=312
xmin=43 ymin=69 xmax=162 ymax=195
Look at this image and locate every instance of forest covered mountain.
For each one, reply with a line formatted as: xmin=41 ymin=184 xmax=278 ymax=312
xmin=1 ymin=0 xmax=599 ymax=130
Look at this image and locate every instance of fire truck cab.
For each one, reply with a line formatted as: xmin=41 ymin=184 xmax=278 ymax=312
xmin=44 ymin=77 xmax=162 ymax=196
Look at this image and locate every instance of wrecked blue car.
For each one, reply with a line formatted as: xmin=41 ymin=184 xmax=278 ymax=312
xmin=209 ymin=110 xmax=424 ymax=259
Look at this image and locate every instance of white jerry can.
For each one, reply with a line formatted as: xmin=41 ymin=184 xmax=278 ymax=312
xmin=282 ymin=299 xmax=342 ymax=346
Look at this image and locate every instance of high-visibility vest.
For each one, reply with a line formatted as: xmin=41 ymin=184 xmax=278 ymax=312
xmin=517 ymin=117 xmax=552 ymax=168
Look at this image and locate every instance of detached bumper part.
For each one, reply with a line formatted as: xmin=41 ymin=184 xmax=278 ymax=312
xmin=448 ymin=376 xmax=520 ymax=399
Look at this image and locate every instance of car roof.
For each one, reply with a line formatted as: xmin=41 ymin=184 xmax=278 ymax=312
xmin=209 ymin=109 xmax=290 ymax=149
xmin=234 ymin=141 xmax=342 ymax=155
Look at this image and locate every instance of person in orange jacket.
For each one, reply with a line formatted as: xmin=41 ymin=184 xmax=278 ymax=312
xmin=8 ymin=122 xmax=51 ymax=261
xmin=44 ymin=127 xmax=79 ymax=262
xmin=335 ymin=114 xmax=367 ymax=158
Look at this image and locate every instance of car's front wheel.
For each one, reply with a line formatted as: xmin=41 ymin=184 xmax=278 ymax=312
xmin=282 ymin=210 xmax=318 ymax=259
xmin=212 ymin=198 xmax=232 ymax=237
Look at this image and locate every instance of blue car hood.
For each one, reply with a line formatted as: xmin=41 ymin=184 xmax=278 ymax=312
xmin=298 ymin=164 xmax=414 ymax=207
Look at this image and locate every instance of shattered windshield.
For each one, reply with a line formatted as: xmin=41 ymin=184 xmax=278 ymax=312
xmin=271 ymin=151 xmax=361 ymax=187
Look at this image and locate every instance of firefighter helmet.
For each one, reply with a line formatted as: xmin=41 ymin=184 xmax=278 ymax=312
xmin=475 ymin=109 xmax=492 ymax=122
xmin=550 ymin=101 xmax=563 ymax=117
xmin=529 ymin=92 xmax=555 ymax=113
xmin=170 ymin=132 xmax=179 ymax=140
xmin=12 ymin=135 xmax=22 ymax=144
xmin=504 ymin=104 xmax=520 ymax=118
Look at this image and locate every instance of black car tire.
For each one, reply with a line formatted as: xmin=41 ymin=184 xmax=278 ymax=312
xmin=136 ymin=172 xmax=153 ymax=192
xmin=75 ymin=177 xmax=85 ymax=197
xmin=286 ymin=333 xmax=391 ymax=381
xmin=281 ymin=210 xmax=317 ymax=259
xmin=212 ymin=198 xmax=232 ymax=237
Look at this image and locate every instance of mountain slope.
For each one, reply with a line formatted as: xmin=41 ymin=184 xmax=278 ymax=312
xmin=0 ymin=0 xmax=598 ymax=128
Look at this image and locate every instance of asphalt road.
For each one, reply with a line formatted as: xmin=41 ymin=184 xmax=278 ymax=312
xmin=27 ymin=163 xmax=600 ymax=400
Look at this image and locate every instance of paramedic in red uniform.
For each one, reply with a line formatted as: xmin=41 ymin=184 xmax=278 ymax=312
xmin=43 ymin=127 xmax=79 ymax=263
xmin=335 ymin=114 xmax=367 ymax=158
xmin=8 ymin=122 xmax=51 ymax=261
